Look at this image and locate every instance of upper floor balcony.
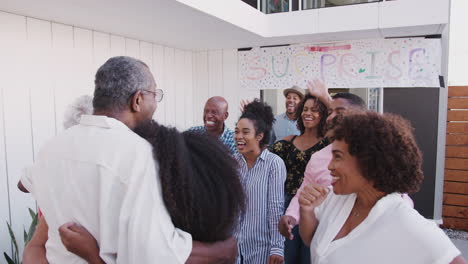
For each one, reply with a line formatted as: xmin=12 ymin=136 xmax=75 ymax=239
xmin=0 ymin=0 xmax=450 ymax=50
xmin=177 ymin=0 xmax=449 ymax=45
xmin=242 ymin=0 xmax=386 ymax=14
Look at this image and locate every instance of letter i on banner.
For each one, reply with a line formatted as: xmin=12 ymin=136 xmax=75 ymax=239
xmin=365 ymin=51 xmax=382 ymax=79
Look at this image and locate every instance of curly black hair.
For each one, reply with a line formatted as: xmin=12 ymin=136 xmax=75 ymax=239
xmin=240 ymin=99 xmax=275 ymax=148
xmin=296 ymin=93 xmax=328 ymax=137
xmin=134 ymin=121 xmax=246 ymax=242
xmin=332 ymin=111 xmax=423 ymax=194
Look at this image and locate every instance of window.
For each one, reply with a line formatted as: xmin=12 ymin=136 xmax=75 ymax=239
xmin=303 ymin=0 xmax=380 ymax=10
xmin=241 ymin=0 xmax=382 ymax=13
xmin=241 ymin=0 xmax=258 ymax=9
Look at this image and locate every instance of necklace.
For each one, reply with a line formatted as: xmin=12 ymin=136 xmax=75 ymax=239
xmin=350 ymin=205 xmax=362 ymax=217
xmin=350 ymin=209 xmax=360 ymax=217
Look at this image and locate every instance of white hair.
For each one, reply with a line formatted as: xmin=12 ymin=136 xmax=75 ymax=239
xmin=63 ymin=95 xmax=93 ymax=129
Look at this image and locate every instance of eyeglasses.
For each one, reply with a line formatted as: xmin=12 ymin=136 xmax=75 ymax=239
xmin=142 ymin=89 xmax=164 ymax=102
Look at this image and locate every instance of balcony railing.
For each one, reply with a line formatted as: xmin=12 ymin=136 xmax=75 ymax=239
xmin=242 ymin=0 xmax=384 ymax=14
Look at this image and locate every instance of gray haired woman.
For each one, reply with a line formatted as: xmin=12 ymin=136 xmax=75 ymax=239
xmin=62 ymin=95 xmax=93 ymax=129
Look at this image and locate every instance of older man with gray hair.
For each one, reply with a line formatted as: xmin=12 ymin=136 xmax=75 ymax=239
xmin=21 ymin=56 xmax=236 ymax=264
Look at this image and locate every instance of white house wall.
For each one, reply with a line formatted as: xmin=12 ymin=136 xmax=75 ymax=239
xmin=178 ymin=0 xmax=448 ymax=41
xmin=448 ymin=0 xmax=468 ymax=86
xmin=176 ymin=0 xmax=267 ymax=36
xmin=192 ymin=49 xmax=260 ymax=130
xmin=0 ymin=12 xmax=36 ymax=258
xmin=0 ymin=10 xmax=257 ymax=257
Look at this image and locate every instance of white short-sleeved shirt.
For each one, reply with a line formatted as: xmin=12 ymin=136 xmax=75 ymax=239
xmin=310 ymin=191 xmax=460 ymax=264
xmin=22 ymin=115 xmax=192 ymax=264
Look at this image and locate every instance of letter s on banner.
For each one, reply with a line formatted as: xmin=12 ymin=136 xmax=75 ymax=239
xmin=246 ymin=56 xmax=267 ymax=80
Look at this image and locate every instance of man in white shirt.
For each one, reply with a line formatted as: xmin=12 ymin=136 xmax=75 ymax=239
xmin=21 ymin=56 xmax=236 ymax=264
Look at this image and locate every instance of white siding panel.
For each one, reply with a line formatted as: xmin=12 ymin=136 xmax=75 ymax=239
xmin=93 ymin=31 xmax=111 ymax=71
xmin=73 ymin=28 xmax=94 ymax=96
xmin=0 ymin=12 xmax=35 ymax=257
xmin=174 ymin=49 xmax=186 ymax=130
xmin=152 ymin=45 xmax=166 ymax=123
xmin=194 ymin=51 xmax=209 ymax=127
xmin=52 ymin=23 xmax=75 ymax=133
xmin=26 ymin=18 xmax=56 ymax=158
xmin=192 ymin=52 xmax=200 ymax=126
xmin=125 ymin=38 xmax=140 ymax=59
xmin=164 ymin=47 xmax=176 ymax=126
xmin=139 ymin=41 xmax=153 ymax=72
xmin=110 ymin=35 xmax=125 ymax=57
xmin=184 ymin=51 xmax=194 ymax=129
xmin=208 ymin=50 xmax=223 ymax=97
xmin=222 ymin=49 xmax=240 ymax=130
xmin=0 ymin=87 xmax=11 ymax=257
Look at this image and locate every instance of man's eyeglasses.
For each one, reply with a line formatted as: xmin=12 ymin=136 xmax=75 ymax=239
xmin=142 ymin=89 xmax=164 ymax=102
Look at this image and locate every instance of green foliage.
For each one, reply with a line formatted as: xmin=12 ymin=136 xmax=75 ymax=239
xmin=3 ymin=208 xmax=39 ymax=264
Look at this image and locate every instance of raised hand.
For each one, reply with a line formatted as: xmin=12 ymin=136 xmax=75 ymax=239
xmin=278 ymin=215 xmax=297 ymax=240
xmin=306 ymin=79 xmax=332 ymax=107
xmin=298 ymin=183 xmax=330 ymax=211
xmin=239 ymin=99 xmax=251 ymax=113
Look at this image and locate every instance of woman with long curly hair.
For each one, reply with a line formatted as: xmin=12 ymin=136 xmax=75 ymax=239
xmin=23 ymin=106 xmax=246 ymax=264
xmin=298 ymin=111 xmax=465 ymax=264
xmin=134 ymin=121 xmax=246 ymax=242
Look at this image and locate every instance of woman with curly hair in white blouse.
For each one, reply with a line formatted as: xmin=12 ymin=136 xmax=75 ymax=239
xmin=299 ymin=111 xmax=466 ymax=264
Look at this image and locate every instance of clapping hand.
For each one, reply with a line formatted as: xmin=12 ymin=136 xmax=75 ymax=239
xmin=298 ymin=183 xmax=330 ymax=211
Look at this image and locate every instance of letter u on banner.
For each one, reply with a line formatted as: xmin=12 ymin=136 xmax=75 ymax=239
xmin=272 ymin=56 xmax=289 ymax=78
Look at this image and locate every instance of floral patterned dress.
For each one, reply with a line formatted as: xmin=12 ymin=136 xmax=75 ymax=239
xmin=269 ymin=136 xmax=329 ymax=198
xmin=269 ymin=136 xmax=329 ymax=264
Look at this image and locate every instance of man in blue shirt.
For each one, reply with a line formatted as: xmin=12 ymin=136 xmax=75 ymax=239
xmin=188 ymin=96 xmax=237 ymax=154
xmin=270 ymin=86 xmax=304 ymax=143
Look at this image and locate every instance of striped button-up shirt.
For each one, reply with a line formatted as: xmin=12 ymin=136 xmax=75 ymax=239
xmin=234 ymin=149 xmax=286 ymax=264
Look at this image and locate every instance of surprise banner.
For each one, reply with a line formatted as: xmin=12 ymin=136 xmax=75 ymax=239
xmin=238 ymin=38 xmax=442 ymax=89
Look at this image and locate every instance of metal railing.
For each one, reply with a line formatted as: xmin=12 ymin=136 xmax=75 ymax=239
xmin=245 ymin=0 xmax=385 ymax=14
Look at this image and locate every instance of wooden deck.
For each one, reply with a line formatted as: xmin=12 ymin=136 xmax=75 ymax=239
xmin=443 ymin=86 xmax=468 ymax=230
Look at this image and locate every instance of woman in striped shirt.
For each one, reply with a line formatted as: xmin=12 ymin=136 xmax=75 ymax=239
xmin=234 ymin=100 xmax=287 ymax=264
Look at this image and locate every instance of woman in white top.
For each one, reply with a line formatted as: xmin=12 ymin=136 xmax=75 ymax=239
xmin=298 ymin=111 xmax=466 ymax=264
